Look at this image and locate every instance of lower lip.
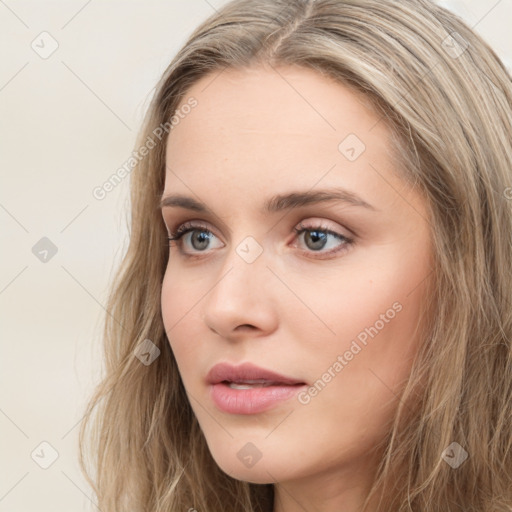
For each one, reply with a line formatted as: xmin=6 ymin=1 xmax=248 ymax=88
xmin=210 ymin=382 xmax=307 ymax=415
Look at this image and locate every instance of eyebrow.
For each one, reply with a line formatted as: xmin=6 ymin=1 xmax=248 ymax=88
xmin=159 ymin=188 xmax=377 ymax=214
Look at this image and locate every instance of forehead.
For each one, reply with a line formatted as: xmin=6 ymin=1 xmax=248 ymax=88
xmin=163 ymin=64 xmax=406 ymax=212
xmin=166 ymin=63 xmax=388 ymax=152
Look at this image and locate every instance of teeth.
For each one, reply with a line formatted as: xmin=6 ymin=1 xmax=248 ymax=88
xmin=227 ymin=381 xmax=274 ymax=389
xmin=236 ymin=379 xmax=272 ymax=384
xmin=229 ymin=383 xmax=260 ymax=389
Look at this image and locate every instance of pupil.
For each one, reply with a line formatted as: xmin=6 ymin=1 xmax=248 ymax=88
xmin=306 ymin=230 xmax=327 ymax=250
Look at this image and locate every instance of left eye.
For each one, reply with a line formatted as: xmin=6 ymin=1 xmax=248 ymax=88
xmin=292 ymin=224 xmax=352 ymax=255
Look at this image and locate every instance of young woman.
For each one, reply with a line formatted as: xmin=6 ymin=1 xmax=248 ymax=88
xmin=79 ymin=1 xmax=512 ymax=511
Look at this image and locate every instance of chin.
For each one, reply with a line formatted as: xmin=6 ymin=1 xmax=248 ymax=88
xmin=207 ymin=444 xmax=299 ymax=485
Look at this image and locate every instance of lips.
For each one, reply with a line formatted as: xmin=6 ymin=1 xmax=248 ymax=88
xmin=206 ymin=362 xmax=306 ymax=386
xmin=206 ymin=362 xmax=308 ymax=414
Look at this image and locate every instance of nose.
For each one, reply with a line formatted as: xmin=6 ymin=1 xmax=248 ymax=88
xmin=202 ymin=244 xmax=279 ymax=341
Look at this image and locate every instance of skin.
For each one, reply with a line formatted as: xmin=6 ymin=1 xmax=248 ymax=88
xmin=160 ymin=63 xmax=432 ymax=512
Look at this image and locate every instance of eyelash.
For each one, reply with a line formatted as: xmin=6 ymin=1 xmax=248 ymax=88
xmin=166 ymin=220 xmax=354 ymax=260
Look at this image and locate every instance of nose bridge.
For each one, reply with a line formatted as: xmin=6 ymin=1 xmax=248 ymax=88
xmin=209 ymin=234 xmax=268 ymax=305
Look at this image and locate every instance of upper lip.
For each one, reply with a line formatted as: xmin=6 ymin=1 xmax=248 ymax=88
xmin=206 ymin=362 xmax=306 ymax=386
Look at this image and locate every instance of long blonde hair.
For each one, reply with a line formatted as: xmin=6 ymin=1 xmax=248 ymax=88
xmin=79 ymin=1 xmax=512 ymax=510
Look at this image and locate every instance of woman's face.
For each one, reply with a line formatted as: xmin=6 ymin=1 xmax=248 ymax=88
xmin=160 ymin=64 xmax=432 ymax=503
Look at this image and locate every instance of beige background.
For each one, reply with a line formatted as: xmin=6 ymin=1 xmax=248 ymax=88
xmin=1 ymin=1 xmax=510 ymax=510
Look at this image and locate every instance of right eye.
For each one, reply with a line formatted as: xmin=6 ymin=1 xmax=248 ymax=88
xmin=168 ymin=221 xmax=224 ymax=256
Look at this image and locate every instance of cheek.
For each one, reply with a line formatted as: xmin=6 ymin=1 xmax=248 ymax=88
xmin=287 ymin=246 xmax=427 ymax=407
xmin=161 ymin=270 xmax=184 ymax=330
xmin=161 ymin=257 xmax=207 ymax=324
xmin=282 ymin=251 xmax=425 ymax=353
xmin=287 ymin=272 xmax=425 ymax=460
xmin=161 ymin=268 xmax=205 ymax=366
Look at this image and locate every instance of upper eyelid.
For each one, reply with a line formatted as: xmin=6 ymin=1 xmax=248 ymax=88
xmin=160 ymin=201 xmax=363 ymax=236
xmin=168 ymin=220 xmax=213 ymax=236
